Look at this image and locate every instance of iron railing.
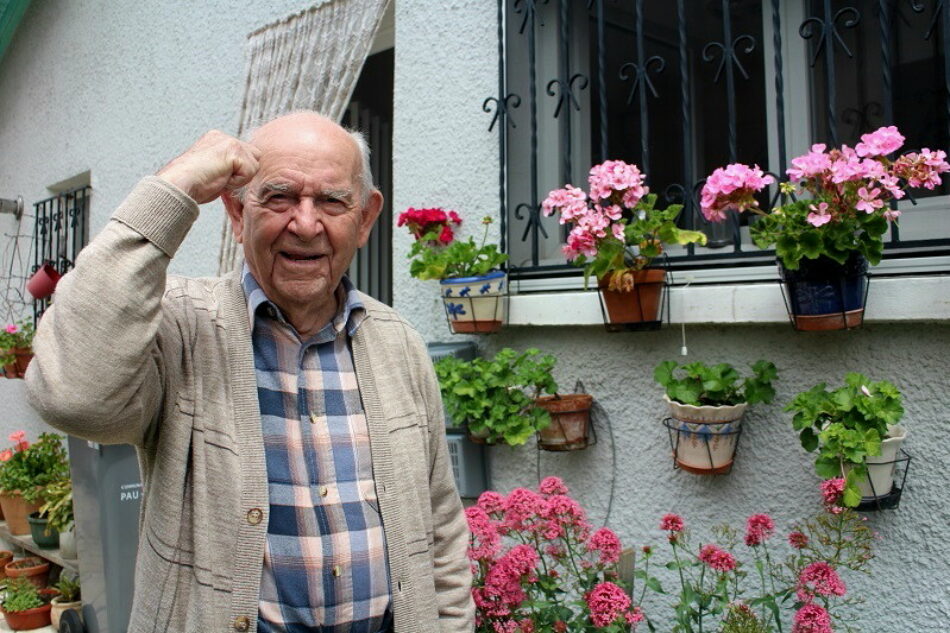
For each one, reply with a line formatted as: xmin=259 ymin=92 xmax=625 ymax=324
xmin=32 ymin=186 xmax=90 ymax=319
xmin=488 ymin=0 xmax=950 ymax=279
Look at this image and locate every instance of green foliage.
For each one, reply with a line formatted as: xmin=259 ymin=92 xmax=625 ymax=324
xmin=0 ymin=433 xmax=70 ymax=502
xmin=434 ymin=348 xmax=558 ymax=446
xmin=572 ymin=193 xmax=707 ymax=287
xmin=750 ymin=199 xmax=889 ymax=270
xmin=0 ymin=319 xmax=34 ymax=367
xmin=1 ymin=577 xmax=43 ymax=612
xmin=39 ymin=477 xmax=73 ymax=533
xmin=53 ymin=574 xmax=81 ymax=603
xmin=786 ymin=373 xmax=904 ymax=506
xmin=407 ymin=218 xmax=508 ymax=280
xmin=719 ymin=604 xmax=771 ymax=633
xmin=654 ymin=360 xmax=778 ymax=407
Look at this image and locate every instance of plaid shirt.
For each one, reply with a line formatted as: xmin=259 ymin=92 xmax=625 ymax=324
xmin=243 ymin=267 xmax=392 ymax=633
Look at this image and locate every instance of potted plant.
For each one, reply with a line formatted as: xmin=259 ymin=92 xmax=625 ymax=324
xmin=700 ymin=126 xmax=950 ymax=331
xmin=0 ymin=550 xmax=12 ymax=576
xmin=50 ymin=574 xmax=81 ymax=630
xmin=1 ymin=577 xmax=57 ymax=631
xmin=27 ymin=511 xmax=59 ymax=549
xmin=39 ymin=477 xmax=75 ymax=558
xmin=4 ymin=557 xmax=51 ymax=589
xmin=788 ymin=373 xmax=906 ymax=507
xmin=0 ymin=432 xmax=70 ymax=535
xmin=399 ymin=208 xmax=508 ymax=333
xmin=0 ymin=319 xmax=34 ymax=378
xmin=535 ymin=392 xmax=595 ymax=451
xmin=434 ymin=348 xmax=559 ymax=446
xmin=542 ymin=160 xmax=707 ymax=329
xmin=654 ymin=360 xmax=778 ymax=474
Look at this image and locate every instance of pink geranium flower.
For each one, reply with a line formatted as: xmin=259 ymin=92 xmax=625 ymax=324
xmin=855 ymin=125 xmax=905 ymax=158
xmin=806 ymin=202 xmax=832 ymax=227
xmin=855 ymin=187 xmax=883 ymax=214
xmin=700 ymin=163 xmax=774 ymax=222
xmin=4 ymin=324 xmax=17 ymax=334
xmin=0 ymin=449 xmax=12 ymax=462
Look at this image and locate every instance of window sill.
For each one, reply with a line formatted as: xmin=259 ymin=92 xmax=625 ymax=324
xmin=507 ymin=275 xmax=950 ymax=326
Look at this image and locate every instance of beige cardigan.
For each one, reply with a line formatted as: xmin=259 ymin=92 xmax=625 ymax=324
xmin=26 ymin=177 xmax=474 ymax=633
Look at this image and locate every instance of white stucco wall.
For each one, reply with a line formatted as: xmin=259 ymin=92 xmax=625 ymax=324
xmin=392 ymin=1 xmax=950 ymax=631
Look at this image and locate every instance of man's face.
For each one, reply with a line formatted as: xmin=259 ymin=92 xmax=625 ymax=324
xmin=225 ymin=120 xmax=381 ymax=319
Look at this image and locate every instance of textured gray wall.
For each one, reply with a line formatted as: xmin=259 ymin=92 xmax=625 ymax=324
xmin=392 ymin=1 xmax=950 ymax=630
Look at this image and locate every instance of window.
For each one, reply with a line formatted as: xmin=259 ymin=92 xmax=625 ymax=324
xmin=32 ymin=180 xmax=91 ymax=319
xmin=494 ymin=0 xmax=950 ymax=288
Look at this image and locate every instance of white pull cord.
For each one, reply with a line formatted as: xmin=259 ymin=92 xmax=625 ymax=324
xmin=680 ymin=276 xmax=694 ymax=356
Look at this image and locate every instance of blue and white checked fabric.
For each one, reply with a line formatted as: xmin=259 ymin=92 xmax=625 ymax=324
xmin=242 ymin=266 xmax=392 ymax=633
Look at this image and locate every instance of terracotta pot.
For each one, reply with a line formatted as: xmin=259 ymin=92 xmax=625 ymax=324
xmin=0 ymin=491 xmax=43 ymax=535
xmin=5 ymin=557 xmax=51 ymax=589
xmin=2 ymin=348 xmax=33 ymax=379
xmin=2 ymin=589 xmax=57 ymax=631
xmin=0 ymin=550 xmax=13 ymax=577
xmin=51 ymin=597 xmax=83 ymax=631
xmin=665 ymin=395 xmax=747 ymax=475
xmin=440 ymin=271 xmax=507 ymax=334
xmin=26 ymin=262 xmax=62 ymax=300
xmin=597 ymin=268 xmax=665 ymax=326
xmin=779 ymin=253 xmax=868 ymax=331
xmin=536 ymin=394 xmax=594 ymax=451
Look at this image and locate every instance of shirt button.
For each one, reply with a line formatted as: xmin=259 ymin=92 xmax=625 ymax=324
xmin=309 ymin=412 xmax=318 ymax=424
xmin=246 ymin=508 xmax=263 ymax=525
xmin=233 ymin=616 xmax=250 ymax=632
xmin=332 ymin=565 xmax=343 ymax=577
xmin=319 ymin=486 xmax=329 ymax=497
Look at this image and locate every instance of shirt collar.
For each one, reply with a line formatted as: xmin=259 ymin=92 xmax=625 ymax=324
xmin=241 ymin=263 xmax=366 ymax=339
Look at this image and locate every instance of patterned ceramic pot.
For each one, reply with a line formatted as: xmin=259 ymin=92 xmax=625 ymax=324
xmin=664 ymin=395 xmax=748 ymax=474
xmin=779 ymin=252 xmax=868 ymax=331
xmin=440 ymin=271 xmax=507 ymax=334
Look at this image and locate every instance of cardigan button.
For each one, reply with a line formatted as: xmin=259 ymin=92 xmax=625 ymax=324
xmin=246 ymin=508 xmax=263 ymax=525
xmin=233 ymin=616 xmax=250 ymax=632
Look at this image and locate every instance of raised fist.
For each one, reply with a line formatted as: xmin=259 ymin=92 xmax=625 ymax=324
xmin=156 ymin=130 xmax=261 ymax=204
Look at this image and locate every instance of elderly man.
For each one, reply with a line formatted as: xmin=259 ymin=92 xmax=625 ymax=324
xmin=26 ymin=112 xmax=474 ymax=633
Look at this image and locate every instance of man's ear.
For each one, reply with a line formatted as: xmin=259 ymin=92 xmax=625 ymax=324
xmin=357 ymin=190 xmax=385 ymax=247
xmin=220 ymin=191 xmax=245 ymax=243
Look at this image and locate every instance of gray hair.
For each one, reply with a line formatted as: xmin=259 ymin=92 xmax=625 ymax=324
xmin=234 ymin=115 xmax=377 ymax=205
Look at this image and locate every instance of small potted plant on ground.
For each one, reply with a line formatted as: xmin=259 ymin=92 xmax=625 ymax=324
xmin=50 ymin=574 xmax=82 ymax=630
xmin=788 ymin=372 xmax=907 ymax=507
xmin=1 ymin=577 xmax=58 ymax=631
xmin=0 ymin=431 xmax=70 ymax=535
xmin=0 ymin=319 xmax=34 ymax=378
xmin=543 ymin=160 xmax=707 ymax=329
xmin=399 ymin=208 xmax=508 ymax=333
xmin=700 ymin=126 xmax=950 ymax=331
xmin=4 ymin=556 xmax=51 ymax=590
xmin=40 ymin=476 xmax=76 ymax=558
xmin=654 ymin=360 xmax=778 ymax=474
xmin=434 ymin=348 xmax=560 ymax=446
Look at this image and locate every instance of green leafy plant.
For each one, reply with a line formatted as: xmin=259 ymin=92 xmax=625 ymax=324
xmin=0 ymin=432 xmax=70 ymax=503
xmin=653 ymin=360 xmax=778 ymax=407
xmin=786 ymin=373 xmax=904 ymax=507
xmin=39 ymin=477 xmax=73 ymax=533
xmin=53 ymin=574 xmax=81 ymax=603
xmin=1 ymin=577 xmax=43 ymax=613
xmin=399 ymin=208 xmax=507 ymax=280
xmin=0 ymin=319 xmax=34 ymax=367
xmin=434 ymin=348 xmax=558 ymax=446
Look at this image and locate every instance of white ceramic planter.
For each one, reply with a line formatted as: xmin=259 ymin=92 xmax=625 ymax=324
xmin=664 ymin=395 xmax=748 ymax=474
xmin=440 ymin=271 xmax=507 ymax=333
xmin=51 ymin=597 xmax=83 ymax=630
xmin=58 ymin=526 xmax=77 ymax=559
xmin=856 ymin=425 xmax=907 ymax=500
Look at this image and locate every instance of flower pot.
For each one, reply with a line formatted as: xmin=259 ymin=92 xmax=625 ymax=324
xmin=0 ymin=491 xmax=43 ymax=535
xmin=27 ymin=512 xmax=60 ymax=549
xmin=0 ymin=550 xmax=13 ymax=577
xmin=440 ymin=271 xmax=507 ymax=333
xmin=51 ymin=597 xmax=83 ymax=631
xmin=5 ymin=557 xmax=51 ymax=589
xmin=536 ymin=394 xmax=594 ymax=451
xmin=466 ymin=426 xmax=492 ymax=445
xmin=58 ymin=526 xmax=78 ymax=559
xmin=779 ymin=253 xmax=868 ymax=331
xmin=26 ymin=262 xmax=62 ymax=300
xmin=1 ymin=348 xmax=32 ymax=379
xmin=848 ymin=425 xmax=907 ymax=500
xmin=2 ymin=589 xmax=57 ymax=631
xmin=597 ymin=268 xmax=665 ymax=329
xmin=664 ymin=395 xmax=748 ymax=474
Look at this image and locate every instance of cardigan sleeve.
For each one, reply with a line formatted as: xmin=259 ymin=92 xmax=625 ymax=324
xmin=25 ymin=177 xmax=199 ymax=447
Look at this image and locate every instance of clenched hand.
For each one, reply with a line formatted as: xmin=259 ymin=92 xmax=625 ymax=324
xmin=157 ymin=130 xmax=261 ymax=204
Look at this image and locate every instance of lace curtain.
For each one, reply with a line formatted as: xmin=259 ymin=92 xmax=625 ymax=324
xmin=217 ymin=0 xmax=390 ymax=275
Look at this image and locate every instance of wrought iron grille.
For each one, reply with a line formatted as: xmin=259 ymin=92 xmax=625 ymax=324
xmin=32 ymin=186 xmax=91 ymax=319
xmin=489 ymin=0 xmax=950 ymax=280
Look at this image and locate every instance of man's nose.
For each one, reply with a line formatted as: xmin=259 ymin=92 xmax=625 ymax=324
xmin=288 ymin=198 xmax=325 ymax=240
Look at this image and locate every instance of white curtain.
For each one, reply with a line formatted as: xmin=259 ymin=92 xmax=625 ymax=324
xmin=218 ymin=0 xmax=390 ymax=275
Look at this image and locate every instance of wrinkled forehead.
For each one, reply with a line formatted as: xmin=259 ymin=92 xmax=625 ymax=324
xmin=252 ymin=125 xmax=361 ymax=185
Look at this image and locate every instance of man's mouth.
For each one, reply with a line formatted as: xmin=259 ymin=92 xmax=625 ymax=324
xmin=281 ymin=251 xmax=324 ymax=262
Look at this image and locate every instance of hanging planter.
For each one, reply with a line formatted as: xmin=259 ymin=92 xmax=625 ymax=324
xmin=25 ymin=262 xmax=62 ymax=300
xmin=440 ymin=271 xmax=507 ymax=334
xmin=779 ymin=253 xmax=869 ymax=331
xmin=854 ymin=447 xmax=912 ymax=512
xmin=536 ymin=393 xmax=594 ymax=451
xmin=1 ymin=319 xmax=34 ymax=379
xmin=597 ymin=268 xmax=667 ymax=332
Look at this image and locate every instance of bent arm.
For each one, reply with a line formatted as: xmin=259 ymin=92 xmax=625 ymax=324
xmin=26 ymin=177 xmax=199 ymax=447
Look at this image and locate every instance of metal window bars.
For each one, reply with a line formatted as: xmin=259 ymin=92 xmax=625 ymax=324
xmin=32 ymin=186 xmax=91 ymax=321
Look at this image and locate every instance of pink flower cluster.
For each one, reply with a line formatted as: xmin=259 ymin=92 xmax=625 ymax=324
xmin=585 ymin=582 xmax=643 ymax=628
xmin=587 ymin=527 xmax=622 ymax=565
xmin=659 ymin=513 xmax=684 ymax=532
xmin=792 ymin=603 xmax=834 ymax=633
xmin=4 ymin=324 xmax=16 ymax=334
xmin=1 ymin=430 xmax=29 ymax=461
xmin=542 ymin=160 xmax=649 ymax=261
xmin=820 ymin=478 xmax=846 ymax=511
xmin=698 ymin=544 xmax=736 ymax=573
xmin=473 ymin=544 xmax=539 ymax=619
xmin=700 ymin=163 xmax=775 ymax=222
xmin=788 ymin=531 xmax=809 ymax=550
xmin=397 ymin=207 xmax=461 ymax=244
xmin=744 ymin=513 xmax=775 ymax=547
xmin=796 ymin=561 xmax=847 ymax=603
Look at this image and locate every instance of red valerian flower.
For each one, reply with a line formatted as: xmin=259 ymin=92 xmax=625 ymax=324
xmin=744 ymin=513 xmax=775 ymax=547
xmin=699 ymin=544 xmax=737 ymax=573
xmin=660 ymin=513 xmax=684 ymax=533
